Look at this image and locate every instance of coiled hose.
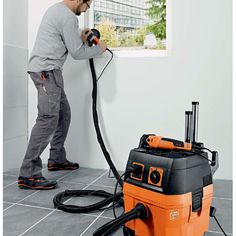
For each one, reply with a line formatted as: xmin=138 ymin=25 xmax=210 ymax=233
xmin=53 ymin=190 xmax=123 ymax=213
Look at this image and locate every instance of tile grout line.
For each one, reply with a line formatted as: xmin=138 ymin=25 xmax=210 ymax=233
xmin=55 ymin=168 xmax=79 ymax=181
xmin=3 ymin=181 xmax=17 ymax=189
xmin=3 ymin=201 xmax=55 ymax=211
xmin=213 ymin=196 xmax=232 ymax=201
xmin=3 ymin=190 xmax=40 ymax=213
xmin=3 ymin=174 xmax=19 ymax=177
xmin=207 ymin=230 xmax=232 ymax=235
xmin=3 ymin=168 xmax=77 ymax=213
xmin=79 ymin=211 xmax=106 ymax=236
xmin=18 ymin=211 xmax=56 ymax=236
xmin=80 ymin=203 xmax=113 ymax=236
xmin=3 ymin=200 xmax=115 ymax=220
xmin=17 ymin=170 xmax=109 ymax=236
xmin=60 ymin=180 xmax=119 ymax=189
xmin=83 ymin=170 xmax=109 ymax=188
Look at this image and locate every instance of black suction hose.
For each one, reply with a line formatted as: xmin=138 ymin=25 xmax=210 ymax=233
xmin=53 ymin=189 xmax=123 ymax=213
xmin=93 ymin=203 xmax=148 ymax=236
xmin=89 ymin=54 xmax=123 ymax=187
xmin=53 ymin=49 xmax=124 ymax=213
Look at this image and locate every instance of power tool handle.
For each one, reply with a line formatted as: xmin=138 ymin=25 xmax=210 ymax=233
xmin=146 ymin=135 xmax=192 ymax=151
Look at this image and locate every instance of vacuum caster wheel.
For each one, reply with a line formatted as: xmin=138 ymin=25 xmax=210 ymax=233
xmin=123 ymin=226 xmax=135 ymax=236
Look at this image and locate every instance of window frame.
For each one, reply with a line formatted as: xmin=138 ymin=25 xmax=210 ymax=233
xmin=83 ymin=0 xmax=172 ymax=58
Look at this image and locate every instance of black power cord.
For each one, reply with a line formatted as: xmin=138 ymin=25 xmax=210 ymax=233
xmin=112 ymin=171 xmax=129 ymax=219
xmin=96 ymin=48 xmax=114 ymax=81
xmin=112 ymin=166 xmax=142 ymax=219
xmin=194 ymin=146 xmax=213 ymax=154
xmin=210 ymin=206 xmax=228 ymax=236
xmin=187 ymin=150 xmax=214 ymax=163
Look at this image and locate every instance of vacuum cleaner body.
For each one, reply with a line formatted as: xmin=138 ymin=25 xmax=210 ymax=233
xmin=123 ymin=148 xmax=213 ymax=236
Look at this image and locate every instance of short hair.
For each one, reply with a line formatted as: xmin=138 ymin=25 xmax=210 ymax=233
xmin=82 ymin=0 xmax=90 ymax=3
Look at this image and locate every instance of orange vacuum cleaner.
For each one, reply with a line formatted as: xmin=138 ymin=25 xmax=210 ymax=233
xmin=94 ymin=101 xmax=220 ymax=236
xmin=52 ymin=32 xmax=225 ymax=236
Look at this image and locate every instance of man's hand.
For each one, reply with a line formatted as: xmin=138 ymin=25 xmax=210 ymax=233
xmin=98 ymin=41 xmax=107 ymax=52
xmin=81 ymin=28 xmax=92 ymax=43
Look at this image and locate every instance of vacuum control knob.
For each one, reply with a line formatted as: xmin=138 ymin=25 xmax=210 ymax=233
xmin=148 ymin=167 xmax=164 ymax=187
xmin=150 ymin=170 xmax=161 ymax=184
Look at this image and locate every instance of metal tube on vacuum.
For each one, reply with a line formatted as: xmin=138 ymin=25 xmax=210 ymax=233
xmin=191 ymin=101 xmax=199 ymax=144
xmin=185 ymin=111 xmax=192 ymax=143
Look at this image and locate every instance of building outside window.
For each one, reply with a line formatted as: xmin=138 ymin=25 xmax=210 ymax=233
xmin=92 ymin=0 xmax=166 ymax=50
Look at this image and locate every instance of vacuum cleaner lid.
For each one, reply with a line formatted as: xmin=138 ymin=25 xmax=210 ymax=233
xmin=125 ymin=148 xmax=212 ymax=195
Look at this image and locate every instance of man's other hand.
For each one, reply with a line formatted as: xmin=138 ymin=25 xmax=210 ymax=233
xmin=81 ymin=28 xmax=92 ymax=43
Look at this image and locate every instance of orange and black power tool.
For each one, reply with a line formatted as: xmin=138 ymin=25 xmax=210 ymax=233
xmin=93 ymin=102 xmax=220 ymax=236
xmin=141 ymin=135 xmax=192 ymax=151
xmin=87 ymin=28 xmax=100 ymax=46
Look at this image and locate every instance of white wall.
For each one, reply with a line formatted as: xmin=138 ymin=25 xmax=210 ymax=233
xmin=28 ymin=0 xmax=232 ymax=179
xmin=3 ymin=0 xmax=28 ymax=170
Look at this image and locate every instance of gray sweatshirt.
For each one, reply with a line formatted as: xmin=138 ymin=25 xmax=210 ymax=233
xmin=28 ymin=2 xmax=102 ymax=72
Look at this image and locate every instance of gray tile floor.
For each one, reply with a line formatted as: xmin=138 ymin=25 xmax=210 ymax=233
xmin=3 ymin=167 xmax=232 ymax=236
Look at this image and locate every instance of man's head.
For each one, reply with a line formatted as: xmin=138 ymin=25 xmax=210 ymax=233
xmin=64 ymin=0 xmax=92 ymax=16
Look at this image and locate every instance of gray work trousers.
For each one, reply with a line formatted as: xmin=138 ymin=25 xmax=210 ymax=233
xmin=19 ymin=70 xmax=71 ymax=177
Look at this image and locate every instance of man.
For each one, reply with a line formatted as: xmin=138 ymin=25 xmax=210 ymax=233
xmin=18 ymin=0 xmax=107 ymax=190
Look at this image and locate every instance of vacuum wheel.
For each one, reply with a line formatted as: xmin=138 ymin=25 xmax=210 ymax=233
xmin=123 ymin=226 xmax=135 ymax=236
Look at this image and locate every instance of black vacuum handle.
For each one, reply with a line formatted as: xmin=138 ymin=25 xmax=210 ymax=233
xmin=211 ymin=151 xmax=219 ymax=175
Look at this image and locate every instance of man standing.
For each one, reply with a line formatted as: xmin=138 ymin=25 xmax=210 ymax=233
xmin=18 ymin=0 xmax=107 ymax=190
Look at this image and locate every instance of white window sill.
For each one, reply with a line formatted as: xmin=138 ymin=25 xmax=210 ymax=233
xmin=113 ymin=49 xmax=170 ymax=58
xmin=96 ymin=49 xmax=171 ymax=59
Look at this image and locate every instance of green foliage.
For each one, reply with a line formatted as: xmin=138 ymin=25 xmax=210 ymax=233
xmin=147 ymin=21 xmax=166 ymax=40
xmin=96 ymin=18 xmax=119 ymax=48
xmin=117 ymin=28 xmax=139 ymax=47
xmin=135 ymin=26 xmax=149 ymax=45
xmin=146 ymin=0 xmax=166 ymax=40
xmin=156 ymin=38 xmax=166 ymax=50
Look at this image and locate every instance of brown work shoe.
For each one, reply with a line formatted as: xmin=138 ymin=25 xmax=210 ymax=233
xmin=18 ymin=176 xmax=57 ymax=190
xmin=47 ymin=160 xmax=79 ymax=171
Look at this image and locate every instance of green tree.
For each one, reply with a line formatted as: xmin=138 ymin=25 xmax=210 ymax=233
xmin=146 ymin=0 xmax=166 ymax=40
xmin=135 ymin=26 xmax=148 ymax=45
xmin=96 ymin=18 xmax=119 ymax=48
xmin=117 ymin=28 xmax=139 ymax=47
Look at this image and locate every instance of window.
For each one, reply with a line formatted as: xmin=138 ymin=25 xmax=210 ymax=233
xmin=86 ymin=0 xmax=167 ymax=51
